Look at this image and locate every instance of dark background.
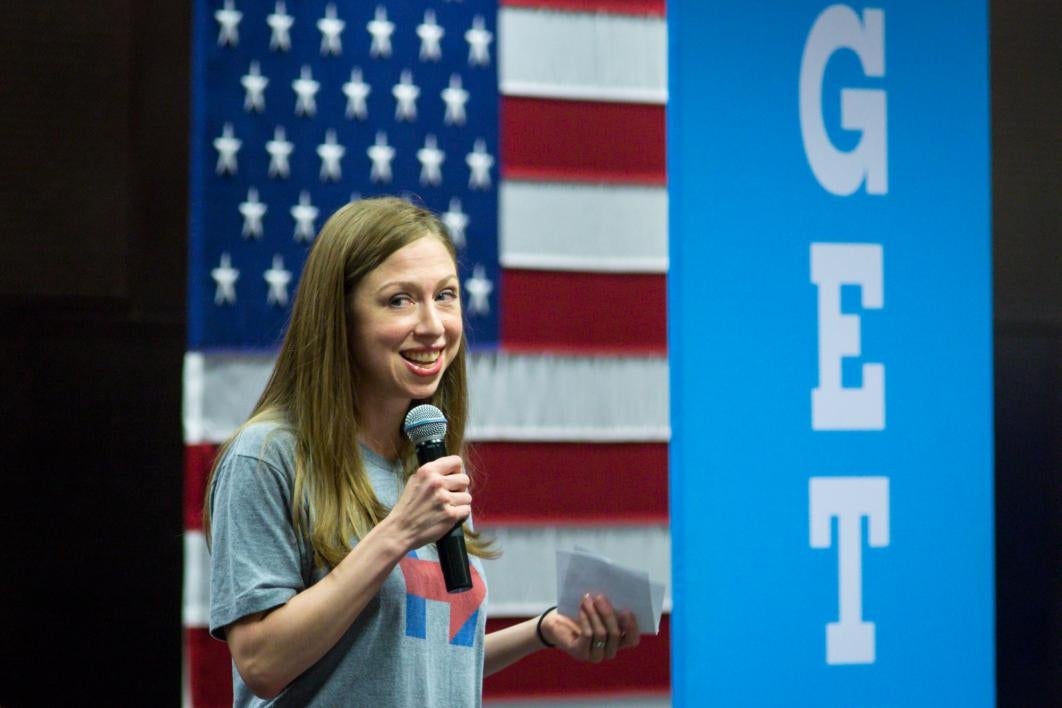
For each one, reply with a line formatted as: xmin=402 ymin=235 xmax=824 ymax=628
xmin=0 ymin=2 xmax=1057 ymax=706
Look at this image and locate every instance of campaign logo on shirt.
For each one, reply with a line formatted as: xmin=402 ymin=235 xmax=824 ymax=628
xmin=400 ymin=550 xmax=486 ymax=647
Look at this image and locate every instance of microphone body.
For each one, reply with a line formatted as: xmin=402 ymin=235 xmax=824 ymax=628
xmin=405 ymin=406 xmax=473 ymax=593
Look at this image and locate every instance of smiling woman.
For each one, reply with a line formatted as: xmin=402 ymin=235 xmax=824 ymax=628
xmin=348 ymin=236 xmax=464 ymax=437
xmin=200 ymin=196 xmax=639 ymax=707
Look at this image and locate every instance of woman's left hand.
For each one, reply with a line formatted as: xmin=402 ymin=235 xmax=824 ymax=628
xmin=540 ymin=594 xmax=640 ymax=663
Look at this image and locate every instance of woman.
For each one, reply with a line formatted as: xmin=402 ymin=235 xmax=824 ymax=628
xmin=205 ymin=197 xmax=639 ymax=706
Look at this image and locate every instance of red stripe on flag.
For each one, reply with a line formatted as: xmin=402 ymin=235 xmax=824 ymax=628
xmin=473 ymin=442 xmax=667 ymax=523
xmin=501 ymin=270 xmax=667 ymax=353
xmin=187 ymin=627 xmax=233 ymax=708
xmin=188 ymin=619 xmax=668 ymax=704
xmin=185 ymin=443 xmax=218 ymax=531
xmin=501 ymin=97 xmax=666 ymax=185
xmin=484 ymin=615 xmax=671 ymax=699
xmin=502 ymin=0 xmax=667 ymax=16
xmin=187 ymin=442 xmax=667 ymax=525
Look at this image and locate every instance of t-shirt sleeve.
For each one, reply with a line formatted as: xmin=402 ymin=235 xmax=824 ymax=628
xmin=208 ymin=440 xmax=306 ymax=640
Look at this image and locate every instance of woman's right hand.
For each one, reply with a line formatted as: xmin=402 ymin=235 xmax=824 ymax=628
xmin=387 ymin=455 xmax=471 ymax=550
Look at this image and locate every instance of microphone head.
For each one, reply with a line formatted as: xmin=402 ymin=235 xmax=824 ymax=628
xmin=403 ymin=404 xmax=448 ymax=446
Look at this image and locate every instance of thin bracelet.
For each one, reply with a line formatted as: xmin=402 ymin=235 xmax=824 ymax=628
xmin=536 ymin=606 xmax=557 ymax=648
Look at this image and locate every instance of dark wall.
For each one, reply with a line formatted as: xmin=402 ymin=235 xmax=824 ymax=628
xmin=991 ymin=1 xmax=1062 ymax=705
xmin=0 ymin=3 xmax=189 ymax=706
xmin=0 ymin=2 xmax=1056 ymax=707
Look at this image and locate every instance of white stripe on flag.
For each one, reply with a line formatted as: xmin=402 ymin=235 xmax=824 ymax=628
xmin=499 ymin=8 xmax=668 ymax=104
xmin=183 ymin=531 xmax=210 ymax=627
xmin=184 ymin=352 xmax=670 ymax=445
xmin=182 ymin=527 xmax=670 ymax=628
xmin=500 ymin=181 xmax=668 ymax=273
xmin=468 ymin=353 xmax=669 ymax=441
xmin=482 ymin=524 xmax=671 ymax=618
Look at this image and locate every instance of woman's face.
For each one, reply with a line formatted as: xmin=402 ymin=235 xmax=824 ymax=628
xmin=349 ymin=235 xmax=462 ymax=410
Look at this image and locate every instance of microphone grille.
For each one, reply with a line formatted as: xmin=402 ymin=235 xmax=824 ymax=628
xmin=403 ymin=404 xmax=448 ymax=445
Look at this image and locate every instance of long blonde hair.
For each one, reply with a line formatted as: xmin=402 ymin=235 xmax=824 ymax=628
xmin=204 ymin=197 xmax=495 ymax=567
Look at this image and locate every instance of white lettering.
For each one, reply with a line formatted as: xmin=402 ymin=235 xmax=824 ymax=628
xmin=810 ymin=476 xmax=890 ymax=664
xmin=799 ymin=5 xmax=887 ymax=195
xmin=811 ymin=242 xmax=884 ymax=430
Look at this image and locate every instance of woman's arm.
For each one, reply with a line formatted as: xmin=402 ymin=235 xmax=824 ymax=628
xmin=226 ymin=455 xmax=471 ymax=699
xmin=225 ymin=516 xmax=406 ymax=698
xmin=484 ymin=594 xmax=640 ymax=677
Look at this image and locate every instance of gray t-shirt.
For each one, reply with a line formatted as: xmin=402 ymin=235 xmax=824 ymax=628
xmin=209 ymin=421 xmax=488 ymax=707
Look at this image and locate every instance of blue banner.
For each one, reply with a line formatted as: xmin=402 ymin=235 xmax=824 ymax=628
xmin=668 ymin=2 xmax=993 ymax=705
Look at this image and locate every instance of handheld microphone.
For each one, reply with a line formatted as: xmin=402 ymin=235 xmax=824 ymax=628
xmin=403 ymin=404 xmax=472 ymax=593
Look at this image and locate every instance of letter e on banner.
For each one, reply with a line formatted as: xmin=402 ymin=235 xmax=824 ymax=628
xmin=811 ymin=243 xmax=884 ymax=430
xmin=799 ymin=5 xmax=887 ymax=195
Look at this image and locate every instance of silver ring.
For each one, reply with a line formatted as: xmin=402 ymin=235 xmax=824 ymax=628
xmin=592 ymin=640 xmax=606 ymax=649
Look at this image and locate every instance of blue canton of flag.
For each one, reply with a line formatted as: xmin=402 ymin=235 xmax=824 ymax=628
xmin=188 ymin=0 xmax=499 ymax=349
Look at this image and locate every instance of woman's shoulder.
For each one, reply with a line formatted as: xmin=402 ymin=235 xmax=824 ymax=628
xmin=225 ymin=417 xmax=297 ymax=471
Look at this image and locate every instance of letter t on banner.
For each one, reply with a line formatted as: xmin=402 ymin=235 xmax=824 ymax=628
xmin=810 ymin=477 xmax=890 ymax=664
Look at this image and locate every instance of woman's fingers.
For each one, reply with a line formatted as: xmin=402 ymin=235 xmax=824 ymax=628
xmin=422 ymin=455 xmax=469 ymax=489
xmin=391 ymin=455 xmax=473 ymax=547
xmin=592 ymin=595 xmax=623 ymax=660
xmin=618 ymin=610 xmax=640 ymax=648
xmin=582 ymin=594 xmax=608 ymax=663
xmin=577 ymin=605 xmax=594 ymax=658
xmin=552 ymin=601 xmax=638 ymax=664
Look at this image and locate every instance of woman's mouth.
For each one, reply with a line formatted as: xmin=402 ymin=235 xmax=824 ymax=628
xmin=401 ymin=349 xmax=443 ymax=375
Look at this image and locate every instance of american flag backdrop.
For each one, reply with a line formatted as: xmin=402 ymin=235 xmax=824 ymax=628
xmin=182 ymin=1 xmax=670 ymax=705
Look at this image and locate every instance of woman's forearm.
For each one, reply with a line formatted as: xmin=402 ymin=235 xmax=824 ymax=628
xmin=484 ymin=616 xmax=548 ymax=677
xmin=226 ymin=517 xmax=411 ymax=698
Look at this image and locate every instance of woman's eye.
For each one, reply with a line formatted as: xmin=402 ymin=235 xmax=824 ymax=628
xmin=436 ymin=288 xmax=458 ymax=302
xmin=388 ymin=294 xmax=413 ymax=307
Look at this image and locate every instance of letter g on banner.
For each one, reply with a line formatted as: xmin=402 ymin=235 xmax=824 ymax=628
xmin=799 ymin=5 xmax=887 ymax=196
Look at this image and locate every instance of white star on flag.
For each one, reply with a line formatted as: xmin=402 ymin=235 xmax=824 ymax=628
xmin=367 ymin=6 xmax=395 ymax=59
xmin=343 ymin=68 xmax=371 ymax=120
xmin=465 ymin=15 xmax=493 ymax=67
xmin=267 ymin=1 xmax=294 ymax=52
xmin=318 ymin=3 xmax=345 ymax=56
xmin=264 ymin=254 xmax=293 ymax=306
xmin=241 ymin=61 xmax=268 ymax=112
xmin=442 ymin=197 xmax=468 ymax=248
xmin=393 ymin=70 xmax=420 ymax=122
xmin=293 ymin=65 xmax=320 ymax=117
xmin=417 ymin=134 xmax=445 ymax=186
xmin=367 ymin=131 xmax=395 ymax=183
xmin=290 ymin=191 xmax=319 ymax=242
xmin=238 ymin=187 xmax=267 ymax=238
xmin=211 ymin=252 xmax=239 ymax=305
xmin=466 ymin=138 xmax=494 ymax=190
xmin=266 ymin=125 xmax=294 ymax=178
xmin=442 ymin=74 xmax=469 ymax=126
xmin=464 ymin=264 xmax=493 ymax=315
xmin=215 ymin=0 xmax=242 ymax=47
xmin=317 ymin=130 xmax=345 ymax=182
xmin=417 ymin=10 xmax=445 ymax=62
xmin=213 ymin=122 xmax=241 ymax=175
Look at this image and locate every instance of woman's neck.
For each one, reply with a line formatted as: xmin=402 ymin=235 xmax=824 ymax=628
xmin=356 ymin=396 xmax=409 ymax=461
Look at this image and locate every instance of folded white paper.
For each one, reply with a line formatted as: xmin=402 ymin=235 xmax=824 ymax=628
xmin=555 ymin=546 xmax=665 ymax=635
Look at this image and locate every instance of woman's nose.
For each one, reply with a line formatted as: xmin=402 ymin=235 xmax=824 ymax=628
xmin=415 ymin=301 xmax=445 ymax=337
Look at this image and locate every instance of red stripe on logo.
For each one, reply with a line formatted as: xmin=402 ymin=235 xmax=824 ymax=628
xmin=399 ymin=555 xmax=487 ymax=641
